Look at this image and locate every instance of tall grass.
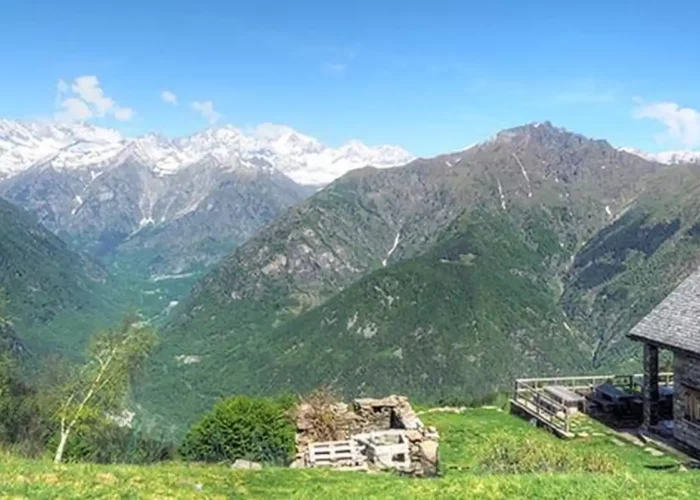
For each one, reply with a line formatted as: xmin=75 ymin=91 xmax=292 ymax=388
xmin=479 ymin=433 xmax=621 ymax=474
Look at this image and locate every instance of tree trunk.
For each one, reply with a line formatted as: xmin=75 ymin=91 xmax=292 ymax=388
xmin=54 ymin=429 xmax=70 ymax=463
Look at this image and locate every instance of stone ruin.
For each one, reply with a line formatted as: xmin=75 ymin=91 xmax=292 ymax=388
xmin=292 ymin=395 xmax=440 ymax=477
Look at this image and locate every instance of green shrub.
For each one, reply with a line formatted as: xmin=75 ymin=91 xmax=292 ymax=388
xmin=479 ymin=433 xmax=621 ymax=474
xmin=180 ymin=395 xmax=295 ymax=465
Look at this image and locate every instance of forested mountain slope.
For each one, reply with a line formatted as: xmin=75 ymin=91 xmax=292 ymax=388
xmin=0 ymin=197 xmax=117 ymax=356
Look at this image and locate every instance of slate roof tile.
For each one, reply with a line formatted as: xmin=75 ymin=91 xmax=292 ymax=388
xmin=628 ymin=269 xmax=700 ymax=355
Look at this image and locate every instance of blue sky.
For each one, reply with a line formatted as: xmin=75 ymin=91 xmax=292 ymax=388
xmin=1 ymin=0 xmax=700 ymax=156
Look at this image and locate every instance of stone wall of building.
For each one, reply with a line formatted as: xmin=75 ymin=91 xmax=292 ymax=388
xmin=673 ymin=351 xmax=700 ymax=453
xmin=404 ymin=427 xmax=440 ymax=477
xmin=353 ymin=400 xmax=393 ymax=431
xmin=352 ymin=396 xmax=422 ymax=432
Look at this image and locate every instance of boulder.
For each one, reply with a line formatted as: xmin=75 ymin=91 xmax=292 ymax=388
xmin=406 ymin=430 xmax=423 ymax=442
xmin=417 ymin=440 xmax=439 ymax=477
xmin=231 ymin=459 xmax=263 ymax=470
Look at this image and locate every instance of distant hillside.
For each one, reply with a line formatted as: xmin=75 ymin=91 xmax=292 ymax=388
xmin=264 ymin=167 xmax=700 ymax=405
xmin=1 ymin=157 xmax=312 ymax=278
xmin=258 ymin=209 xmax=588 ymax=399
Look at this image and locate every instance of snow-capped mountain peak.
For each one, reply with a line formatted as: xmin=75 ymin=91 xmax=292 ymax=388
xmin=649 ymin=150 xmax=700 ymax=165
xmin=0 ymin=119 xmax=414 ymax=185
xmin=618 ymin=146 xmax=700 ymax=165
xmin=0 ymin=120 xmax=127 ymax=175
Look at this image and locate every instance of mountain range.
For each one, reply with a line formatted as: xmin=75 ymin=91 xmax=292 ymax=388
xmin=0 ymin=120 xmax=412 ymax=277
xmin=4 ymin=117 xmax=700 ymax=431
xmin=0 ymin=120 xmax=414 ymax=185
xmin=139 ymin=121 xmax=700 ymax=427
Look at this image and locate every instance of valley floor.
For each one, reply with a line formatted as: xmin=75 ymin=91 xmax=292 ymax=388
xmin=0 ymin=409 xmax=698 ymax=499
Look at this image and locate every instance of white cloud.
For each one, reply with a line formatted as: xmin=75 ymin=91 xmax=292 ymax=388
xmin=54 ymin=75 xmax=134 ymax=122
xmin=633 ymin=101 xmax=700 ymax=149
xmin=322 ymin=62 xmax=346 ymax=75
xmin=57 ymin=98 xmax=93 ymax=121
xmin=191 ymin=100 xmax=221 ymax=124
xmin=161 ymin=90 xmax=178 ymax=105
xmin=71 ymin=76 xmax=115 ymax=116
xmin=55 ymin=79 xmax=69 ymax=109
xmin=113 ymin=107 xmax=135 ymax=122
xmin=57 ymin=79 xmax=69 ymax=94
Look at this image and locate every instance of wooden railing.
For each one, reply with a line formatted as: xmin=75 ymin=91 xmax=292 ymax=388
xmin=513 ymin=381 xmax=572 ymax=434
xmin=512 ymin=372 xmax=674 ymax=436
xmin=515 ymin=372 xmax=674 ymax=395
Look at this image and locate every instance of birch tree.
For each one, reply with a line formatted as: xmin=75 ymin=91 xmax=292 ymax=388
xmin=53 ymin=317 xmax=157 ymax=463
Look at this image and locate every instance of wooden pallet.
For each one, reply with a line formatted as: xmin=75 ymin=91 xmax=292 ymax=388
xmin=307 ymin=440 xmax=365 ymax=468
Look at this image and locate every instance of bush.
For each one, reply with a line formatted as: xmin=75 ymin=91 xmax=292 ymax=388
xmin=180 ymin=395 xmax=295 ymax=465
xmin=479 ymin=433 xmax=621 ymax=474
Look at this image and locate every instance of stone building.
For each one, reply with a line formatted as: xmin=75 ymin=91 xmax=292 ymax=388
xmin=293 ymin=395 xmax=440 ymax=476
xmin=628 ymin=269 xmax=700 ymax=453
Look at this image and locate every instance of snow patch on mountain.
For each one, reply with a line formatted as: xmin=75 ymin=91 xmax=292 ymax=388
xmin=0 ymin=119 xmax=414 ymax=185
xmin=382 ymin=231 xmax=401 ymax=267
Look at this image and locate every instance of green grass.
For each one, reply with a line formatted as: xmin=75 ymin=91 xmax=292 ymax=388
xmin=0 ymin=409 xmax=696 ymax=499
xmin=1 ymin=461 xmax=698 ymax=500
xmin=421 ymin=409 xmax=679 ymax=473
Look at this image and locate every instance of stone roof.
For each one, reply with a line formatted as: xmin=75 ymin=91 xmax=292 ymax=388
xmin=628 ymin=269 xmax=700 ymax=355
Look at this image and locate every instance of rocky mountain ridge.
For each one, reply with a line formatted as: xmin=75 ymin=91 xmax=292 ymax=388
xmin=1 ymin=152 xmax=310 ymax=275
